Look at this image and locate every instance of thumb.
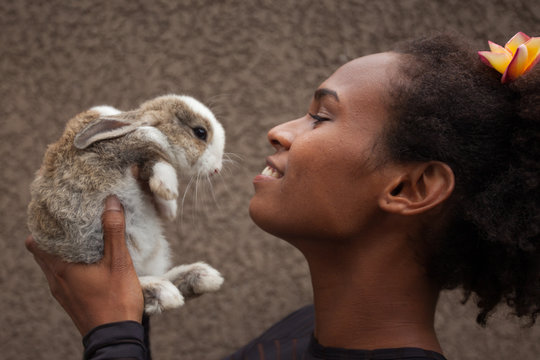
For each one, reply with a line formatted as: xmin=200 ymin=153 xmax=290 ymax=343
xmin=102 ymin=196 xmax=130 ymax=269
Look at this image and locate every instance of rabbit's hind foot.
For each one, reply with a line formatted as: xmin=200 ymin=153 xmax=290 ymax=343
xmin=139 ymin=275 xmax=185 ymax=315
xmin=164 ymin=262 xmax=224 ymax=300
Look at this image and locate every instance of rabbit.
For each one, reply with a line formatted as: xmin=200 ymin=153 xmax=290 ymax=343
xmin=27 ymin=94 xmax=225 ymax=314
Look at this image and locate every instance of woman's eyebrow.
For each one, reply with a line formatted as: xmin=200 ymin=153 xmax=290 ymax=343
xmin=314 ymin=88 xmax=339 ymax=102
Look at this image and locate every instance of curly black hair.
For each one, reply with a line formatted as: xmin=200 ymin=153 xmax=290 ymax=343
xmin=384 ymin=33 xmax=539 ymax=325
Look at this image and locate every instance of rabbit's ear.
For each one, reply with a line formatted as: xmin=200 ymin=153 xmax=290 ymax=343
xmin=74 ymin=113 xmax=154 ymax=149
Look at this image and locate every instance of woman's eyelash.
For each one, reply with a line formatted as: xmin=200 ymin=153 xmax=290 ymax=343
xmin=309 ymin=113 xmax=330 ymax=123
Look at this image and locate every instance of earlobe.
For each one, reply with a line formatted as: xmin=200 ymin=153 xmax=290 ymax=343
xmin=379 ymin=161 xmax=455 ymax=216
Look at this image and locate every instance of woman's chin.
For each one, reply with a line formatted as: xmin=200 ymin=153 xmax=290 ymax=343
xmin=249 ymin=198 xmax=286 ymax=238
xmin=248 ymin=197 xmax=273 ymax=232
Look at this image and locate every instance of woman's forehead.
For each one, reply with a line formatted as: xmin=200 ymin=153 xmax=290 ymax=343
xmin=318 ymin=52 xmax=398 ymax=110
xmin=324 ymin=52 xmax=398 ymax=89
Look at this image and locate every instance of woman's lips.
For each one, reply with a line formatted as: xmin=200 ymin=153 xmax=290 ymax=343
xmin=253 ymin=158 xmax=284 ymax=183
xmin=260 ymin=165 xmax=283 ymax=179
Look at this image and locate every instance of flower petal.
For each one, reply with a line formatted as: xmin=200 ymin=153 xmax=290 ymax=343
xmin=504 ymin=32 xmax=530 ymax=54
xmin=524 ymin=37 xmax=540 ymax=73
xmin=488 ymin=41 xmax=510 ymax=54
xmin=478 ymin=50 xmax=512 ymax=74
xmin=502 ymin=44 xmax=529 ymax=83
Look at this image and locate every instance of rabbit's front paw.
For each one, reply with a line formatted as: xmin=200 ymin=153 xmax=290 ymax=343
xmin=139 ymin=276 xmax=185 ymax=315
xmin=155 ymin=197 xmax=177 ymax=221
xmin=149 ymin=162 xmax=178 ymax=200
xmin=165 ymin=262 xmax=224 ymax=299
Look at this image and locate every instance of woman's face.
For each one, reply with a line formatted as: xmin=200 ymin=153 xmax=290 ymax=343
xmin=249 ymin=52 xmax=400 ymax=244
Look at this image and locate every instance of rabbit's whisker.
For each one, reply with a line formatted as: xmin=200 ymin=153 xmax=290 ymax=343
xmin=224 ymin=152 xmax=244 ymax=164
xmin=180 ymin=175 xmax=196 ymax=225
xmin=206 ymin=174 xmax=220 ymax=210
xmin=216 ymin=171 xmax=229 ymax=192
xmin=202 ymin=174 xmax=212 ymax=214
xmin=194 ymin=173 xmax=201 ymax=218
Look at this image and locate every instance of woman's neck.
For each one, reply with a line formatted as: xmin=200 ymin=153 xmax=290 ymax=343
xmin=299 ymin=231 xmax=442 ymax=353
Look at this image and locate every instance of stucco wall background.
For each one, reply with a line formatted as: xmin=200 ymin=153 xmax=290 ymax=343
xmin=1 ymin=1 xmax=539 ymax=359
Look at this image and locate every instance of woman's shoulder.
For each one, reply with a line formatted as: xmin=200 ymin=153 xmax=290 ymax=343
xmin=222 ymin=304 xmax=314 ymax=360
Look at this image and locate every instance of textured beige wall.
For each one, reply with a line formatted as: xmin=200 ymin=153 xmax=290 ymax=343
xmin=1 ymin=1 xmax=539 ymax=359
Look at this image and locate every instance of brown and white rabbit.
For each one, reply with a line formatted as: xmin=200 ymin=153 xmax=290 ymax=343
xmin=27 ymin=94 xmax=225 ymax=314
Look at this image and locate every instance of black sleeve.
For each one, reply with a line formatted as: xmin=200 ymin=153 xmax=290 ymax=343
xmin=82 ymin=321 xmax=148 ymax=360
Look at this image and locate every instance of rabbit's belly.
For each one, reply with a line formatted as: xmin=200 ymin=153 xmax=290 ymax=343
xmin=126 ymin=221 xmax=171 ymax=277
xmin=116 ymin=179 xmax=172 ymax=277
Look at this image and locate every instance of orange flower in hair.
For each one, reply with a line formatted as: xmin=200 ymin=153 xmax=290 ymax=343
xmin=478 ymin=32 xmax=540 ymax=83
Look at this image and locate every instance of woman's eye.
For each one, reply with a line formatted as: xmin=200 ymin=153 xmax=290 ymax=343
xmin=309 ymin=113 xmax=330 ymax=125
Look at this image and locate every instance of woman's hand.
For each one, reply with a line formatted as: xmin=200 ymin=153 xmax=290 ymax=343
xmin=25 ymin=196 xmax=144 ymax=336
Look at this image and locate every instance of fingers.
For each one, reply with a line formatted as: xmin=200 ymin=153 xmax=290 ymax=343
xmin=25 ymin=235 xmax=49 ymax=272
xmin=131 ymin=164 xmax=152 ymax=196
xmin=25 ymin=235 xmax=59 ymax=270
xmin=131 ymin=164 xmax=140 ymax=179
xmin=25 ymin=235 xmax=38 ymax=254
xmin=102 ymin=196 xmax=132 ymax=270
xmin=25 ymin=235 xmax=66 ymax=293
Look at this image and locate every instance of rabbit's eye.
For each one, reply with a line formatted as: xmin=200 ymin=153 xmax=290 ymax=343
xmin=193 ymin=127 xmax=207 ymax=141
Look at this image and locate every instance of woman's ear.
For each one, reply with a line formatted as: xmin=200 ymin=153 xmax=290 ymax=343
xmin=378 ymin=161 xmax=455 ymax=215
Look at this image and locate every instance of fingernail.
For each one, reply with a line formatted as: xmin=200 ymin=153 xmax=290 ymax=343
xmin=105 ymin=196 xmax=123 ymax=211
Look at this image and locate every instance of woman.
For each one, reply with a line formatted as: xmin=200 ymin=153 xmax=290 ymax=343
xmin=26 ymin=34 xmax=539 ymax=359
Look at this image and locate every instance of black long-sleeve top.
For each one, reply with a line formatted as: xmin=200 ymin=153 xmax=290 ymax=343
xmin=83 ymin=305 xmax=448 ymax=360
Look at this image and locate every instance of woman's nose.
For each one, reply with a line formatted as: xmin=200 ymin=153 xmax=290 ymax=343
xmin=267 ymin=117 xmax=306 ymax=151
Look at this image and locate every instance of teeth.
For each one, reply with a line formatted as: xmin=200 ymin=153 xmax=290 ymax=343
xmin=261 ymin=165 xmax=282 ymax=178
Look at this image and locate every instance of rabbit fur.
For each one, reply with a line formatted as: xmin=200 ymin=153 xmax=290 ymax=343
xmin=27 ymin=94 xmax=225 ymax=314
